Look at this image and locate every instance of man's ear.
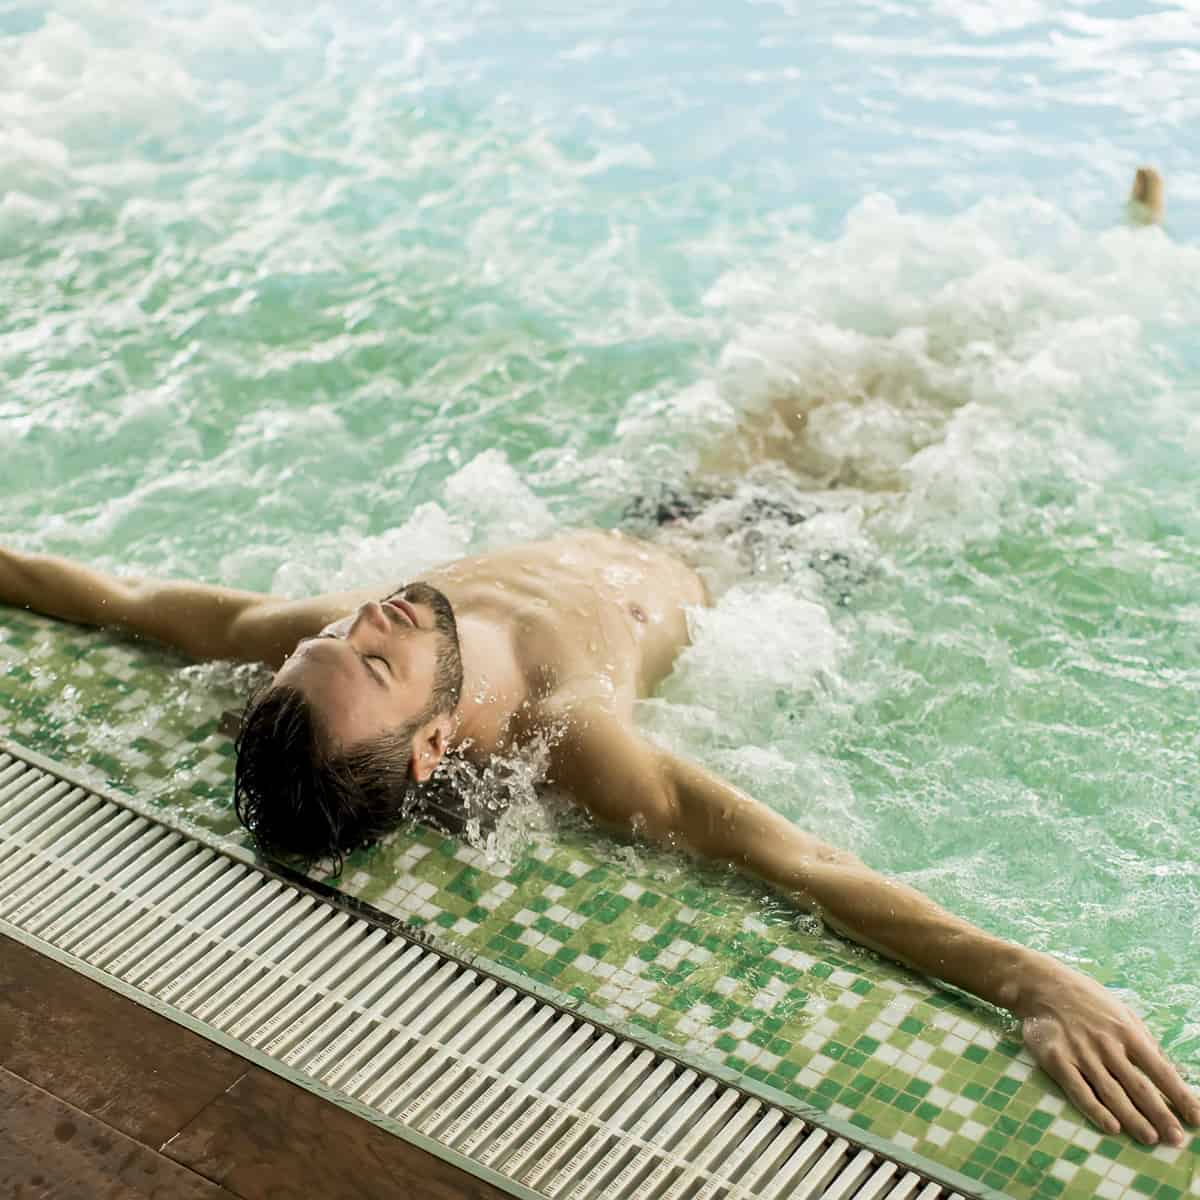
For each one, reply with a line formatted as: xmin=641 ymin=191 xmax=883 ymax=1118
xmin=410 ymin=715 xmax=453 ymax=784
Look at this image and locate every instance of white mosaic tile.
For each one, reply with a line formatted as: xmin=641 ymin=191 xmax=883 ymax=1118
xmin=1107 ymin=1164 xmax=1135 ymax=1187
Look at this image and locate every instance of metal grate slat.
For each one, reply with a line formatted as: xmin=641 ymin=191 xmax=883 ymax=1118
xmin=195 ymin=901 xmax=350 ymax=1025
xmin=0 ymin=771 xmax=68 ymax=822
xmin=545 ymin=1056 xmax=682 ymax=1198
xmin=0 ymin=740 xmax=976 ymax=1200
xmin=0 ymin=799 xmax=120 ymax=914
xmin=30 ymin=823 xmax=177 ymax=942
xmin=883 ymin=1174 xmax=926 ymax=1199
xmin=254 ymin=924 xmax=396 ymax=1056
xmin=478 ymin=1030 xmax=627 ymax=1173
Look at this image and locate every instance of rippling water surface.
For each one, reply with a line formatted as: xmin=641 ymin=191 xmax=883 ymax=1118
xmin=2 ymin=1 xmax=1198 ymax=1064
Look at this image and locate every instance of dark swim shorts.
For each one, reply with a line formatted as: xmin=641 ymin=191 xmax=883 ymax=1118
xmin=621 ymin=484 xmax=812 ymax=530
xmin=621 ymin=482 xmax=861 ymax=607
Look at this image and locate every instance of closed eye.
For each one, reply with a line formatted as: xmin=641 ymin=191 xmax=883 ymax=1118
xmin=313 ymin=634 xmax=391 ymax=686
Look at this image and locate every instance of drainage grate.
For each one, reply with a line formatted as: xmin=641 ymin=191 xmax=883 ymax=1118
xmin=0 ymin=743 xmax=974 ymax=1200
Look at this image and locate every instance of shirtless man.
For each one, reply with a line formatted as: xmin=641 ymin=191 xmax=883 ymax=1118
xmin=0 ymin=523 xmax=1197 ymax=1150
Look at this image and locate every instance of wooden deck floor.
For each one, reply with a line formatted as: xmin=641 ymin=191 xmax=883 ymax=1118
xmin=0 ymin=933 xmax=517 ymax=1199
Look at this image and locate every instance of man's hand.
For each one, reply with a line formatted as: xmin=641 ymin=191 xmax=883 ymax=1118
xmin=1016 ymin=958 xmax=1200 ymax=1146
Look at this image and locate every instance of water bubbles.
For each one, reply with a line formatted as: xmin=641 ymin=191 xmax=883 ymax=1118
xmin=614 ymin=843 xmax=644 ymax=875
xmin=601 ymin=563 xmax=643 ymax=590
xmin=443 ymin=451 xmax=557 ymax=548
xmin=661 ymin=582 xmax=840 ymax=718
xmin=273 ymin=505 xmax=470 ymax=598
xmin=421 ymin=727 xmax=566 ymax=866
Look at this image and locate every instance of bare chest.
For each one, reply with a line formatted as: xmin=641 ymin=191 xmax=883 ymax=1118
xmin=437 ymin=533 xmax=707 ymax=752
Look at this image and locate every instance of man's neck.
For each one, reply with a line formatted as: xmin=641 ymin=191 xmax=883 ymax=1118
xmin=443 ymin=614 xmax=530 ymax=761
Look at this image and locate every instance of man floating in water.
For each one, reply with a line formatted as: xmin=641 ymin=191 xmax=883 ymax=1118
xmin=0 ymin=170 xmax=1193 ymax=1151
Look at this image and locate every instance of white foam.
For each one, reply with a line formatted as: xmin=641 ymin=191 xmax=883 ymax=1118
xmin=616 ymin=194 xmax=1198 ymax=556
xmin=0 ymin=126 xmax=71 ymax=198
xmin=443 ymin=449 xmax=558 ymax=547
xmin=664 ymin=584 xmax=840 ymax=713
xmin=0 ymin=11 xmax=199 ymax=142
xmin=932 ymin=0 xmax=1050 ymax=36
xmin=272 ymin=503 xmax=471 ymax=598
xmin=0 ymin=191 xmax=59 ymax=243
xmin=602 ymin=192 xmax=1200 ymax=885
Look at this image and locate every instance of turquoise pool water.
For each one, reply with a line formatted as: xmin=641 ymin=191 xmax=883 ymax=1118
xmin=1 ymin=1 xmax=1197 ymax=1069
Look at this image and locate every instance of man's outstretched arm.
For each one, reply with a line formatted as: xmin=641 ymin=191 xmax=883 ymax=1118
xmin=0 ymin=545 xmax=325 ymax=666
xmin=545 ymin=698 xmax=1200 ymax=1148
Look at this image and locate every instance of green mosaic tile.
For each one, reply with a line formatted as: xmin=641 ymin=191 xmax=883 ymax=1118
xmin=1 ymin=608 xmax=1197 ymax=1200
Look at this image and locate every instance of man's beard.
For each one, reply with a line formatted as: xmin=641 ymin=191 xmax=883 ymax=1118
xmin=386 ymin=581 xmax=464 ymax=713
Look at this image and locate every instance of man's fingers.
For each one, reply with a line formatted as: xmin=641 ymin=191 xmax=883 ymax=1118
xmin=1099 ymin=1050 xmax=1188 ymax=1147
xmin=1053 ymin=1060 xmax=1120 ymax=1138
xmin=1084 ymin=1057 xmax=1165 ymax=1146
xmin=1126 ymin=1038 xmax=1200 ymax=1127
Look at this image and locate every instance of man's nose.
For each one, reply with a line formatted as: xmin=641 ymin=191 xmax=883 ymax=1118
xmin=349 ymin=602 xmax=390 ymax=637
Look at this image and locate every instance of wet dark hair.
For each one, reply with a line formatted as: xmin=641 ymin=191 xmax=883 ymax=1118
xmin=233 ymin=684 xmax=422 ymax=869
xmin=233 ymin=581 xmax=465 ymax=868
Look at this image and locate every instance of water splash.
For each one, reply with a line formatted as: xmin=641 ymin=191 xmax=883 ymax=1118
xmin=420 ymin=726 xmax=567 ymax=866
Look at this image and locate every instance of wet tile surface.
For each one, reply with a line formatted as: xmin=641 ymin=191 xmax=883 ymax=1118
xmin=0 ymin=935 xmax=245 ymax=1147
xmin=165 ymin=1067 xmax=516 ymax=1200
xmin=0 ymin=1065 xmax=236 ymax=1200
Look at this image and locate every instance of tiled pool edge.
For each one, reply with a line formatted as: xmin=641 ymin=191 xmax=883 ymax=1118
xmin=0 ymin=737 xmax=982 ymax=1199
xmin=1 ymin=610 xmax=1197 ymax=1200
